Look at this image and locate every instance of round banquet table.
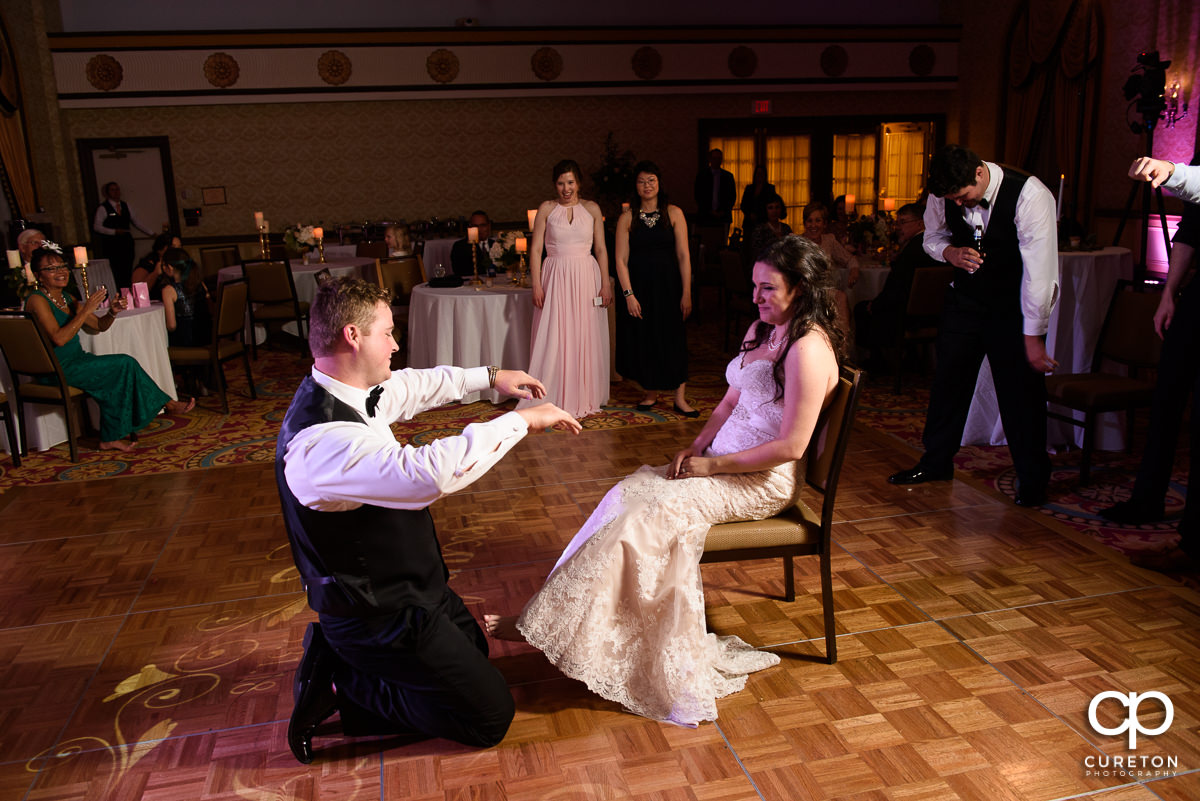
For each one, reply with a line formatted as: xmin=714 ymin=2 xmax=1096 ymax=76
xmin=1 ymin=302 xmax=176 ymax=454
xmin=835 ymin=263 xmax=891 ymax=311
xmin=962 ymin=246 xmax=1135 ymax=450
xmin=407 ymin=282 xmax=533 ymax=404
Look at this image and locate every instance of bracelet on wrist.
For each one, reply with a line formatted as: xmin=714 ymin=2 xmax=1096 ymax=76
xmin=487 ymin=365 xmax=499 ymax=388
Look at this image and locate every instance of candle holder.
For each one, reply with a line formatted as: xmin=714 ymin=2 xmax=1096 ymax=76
xmin=257 ymin=224 xmax=269 ymax=259
xmin=516 ymin=253 xmax=527 ymax=287
xmin=470 ymin=242 xmax=480 ymax=286
xmin=79 ymin=260 xmax=90 ymax=298
xmin=316 ymin=236 xmax=326 ymax=264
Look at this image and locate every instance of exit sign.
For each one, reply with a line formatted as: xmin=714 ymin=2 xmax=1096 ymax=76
xmin=752 ymin=99 xmax=772 ymax=114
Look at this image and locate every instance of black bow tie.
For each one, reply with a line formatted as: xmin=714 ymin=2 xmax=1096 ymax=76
xmin=366 ymin=386 xmax=384 ymax=417
xmin=979 ymin=198 xmax=990 ymax=210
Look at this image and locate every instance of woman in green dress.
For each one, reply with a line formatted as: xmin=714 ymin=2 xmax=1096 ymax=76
xmin=23 ymin=243 xmax=194 ymax=452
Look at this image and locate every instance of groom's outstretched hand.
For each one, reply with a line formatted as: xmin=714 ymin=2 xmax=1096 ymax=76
xmin=495 ymin=369 xmax=546 ymax=400
xmin=517 ymin=403 xmax=582 ymax=434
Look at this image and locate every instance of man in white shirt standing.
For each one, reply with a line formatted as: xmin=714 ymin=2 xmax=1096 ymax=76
xmin=277 ymin=277 xmax=580 ymax=763
xmin=889 ymin=145 xmax=1059 ymax=506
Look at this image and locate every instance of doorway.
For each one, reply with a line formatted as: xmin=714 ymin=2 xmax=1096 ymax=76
xmin=76 ymin=136 xmax=179 ymax=257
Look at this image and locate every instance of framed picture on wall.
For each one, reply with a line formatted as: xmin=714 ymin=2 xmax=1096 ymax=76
xmin=202 ymin=186 xmax=227 ymax=206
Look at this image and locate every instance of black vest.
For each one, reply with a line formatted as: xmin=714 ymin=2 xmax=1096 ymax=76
xmin=945 ymin=165 xmax=1030 ymax=313
xmin=275 ymin=377 xmax=448 ymax=619
xmin=100 ymin=200 xmax=131 ymax=235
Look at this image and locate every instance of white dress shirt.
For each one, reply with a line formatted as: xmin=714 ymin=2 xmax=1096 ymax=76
xmin=283 ymin=365 xmax=528 ymax=512
xmin=92 ymin=201 xmax=153 ymax=237
xmin=1165 ymin=164 xmax=1200 ymax=204
xmin=924 ymin=161 xmax=1059 ymax=336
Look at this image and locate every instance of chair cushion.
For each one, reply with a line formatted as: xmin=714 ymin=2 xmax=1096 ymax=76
xmin=1046 ymin=373 xmax=1155 ymax=410
xmin=169 ymin=346 xmax=210 ymax=361
xmin=18 ymin=383 xmax=86 ymax=400
xmin=703 ymin=501 xmax=821 ymax=552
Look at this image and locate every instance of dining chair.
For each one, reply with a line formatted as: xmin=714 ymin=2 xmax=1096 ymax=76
xmin=199 ymin=245 xmax=241 ymax=290
xmin=1045 ymin=280 xmax=1162 ymax=484
xmin=0 ymin=390 xmax=19 ymax=467
xmin=167 ymin=279 xmax=256 ymax=414
xmin=240 ymin=257 xmax=309 ymax=359
xmin=700 ymin=364 xmax=864 ymax=665
xmin=890 ymin=265 xmax=954 ymax=393
xmin=0 ymin=311 xmax=89 ymax=462
xmin=719 ymin=249 xmax=757 ymax=351
xmin=379 ymin=256 xmax=428 ymax=361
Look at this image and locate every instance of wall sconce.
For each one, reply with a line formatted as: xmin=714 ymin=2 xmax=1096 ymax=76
xmin=1166 ymin=80 xmax=1188 ymax=128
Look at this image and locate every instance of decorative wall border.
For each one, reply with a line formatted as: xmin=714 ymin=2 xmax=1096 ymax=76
xmin=49 ymin=26 xmax=958 ymax=107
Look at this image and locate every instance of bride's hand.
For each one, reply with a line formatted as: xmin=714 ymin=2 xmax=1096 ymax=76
xmin=670 ymin=447 xmax=712 ymax=479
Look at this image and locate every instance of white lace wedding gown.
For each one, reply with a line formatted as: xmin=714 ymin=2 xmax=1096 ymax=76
xmin=517 ymin=355 xmax=799 ymax=726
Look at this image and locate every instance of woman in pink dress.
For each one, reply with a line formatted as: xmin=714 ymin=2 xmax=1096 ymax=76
xmin=521 ymin=159 xmax=614 ymax=418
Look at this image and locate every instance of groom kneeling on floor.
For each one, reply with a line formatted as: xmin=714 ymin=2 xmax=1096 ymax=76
xmin=276 ymin=277 xmax=580 ymax=763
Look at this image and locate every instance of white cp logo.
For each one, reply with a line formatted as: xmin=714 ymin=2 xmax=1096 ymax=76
xmin=1088 ymin=691 xmax=1173 ymax=749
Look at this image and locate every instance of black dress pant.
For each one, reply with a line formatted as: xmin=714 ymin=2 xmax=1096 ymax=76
xmin=920 ymin=289 xmax=1051 ymax=492
xmin=1127 ymin=284 xmax=1200 ymax=556
xmin=320 ymin=588 xmax=514 ymax=748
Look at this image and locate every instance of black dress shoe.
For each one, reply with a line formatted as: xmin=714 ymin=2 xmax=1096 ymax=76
xmin=288 ymin=623 xmax=339 ymax=764
xmin=1013 ymin=487 xmax=1047 ymax=507
xmin=635 ymin=403 xmax=655 ymax=412
xmin=888 ymin=465 xmax=953 ymax=485
xmin=1100 ymin=499 xmax=1165 ymax=525
xmin=673 ymin=403 xmax=701 ymax=419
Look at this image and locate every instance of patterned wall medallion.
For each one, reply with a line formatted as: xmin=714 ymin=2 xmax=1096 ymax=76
xmin=727 ymin=46 xmax=757 ymax=79
xmin=317 ymin=49 xmax=352 ymax=85
xmin=85 ymin=54 xmax=123 ymax=91
xmin=427 ymin=49 xmax=460 ymax=83
xmin=531 ymin=47 xmax=563 ymax=81
xmin=820 ymin=45 xmax=849 ymax=77
xmin=631 ymin=46 xmax=662 ymax=80
xmin=908 ymin=45 xmax=936 ymax=77
xmin=203 ymin=52 xmax=240 ymax=88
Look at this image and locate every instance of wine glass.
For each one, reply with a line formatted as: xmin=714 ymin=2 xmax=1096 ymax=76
xmin=433 ymin=263 xmax=446 ymax=279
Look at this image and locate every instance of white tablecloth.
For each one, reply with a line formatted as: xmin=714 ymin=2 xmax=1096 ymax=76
xmin=1 ymin=303 xmax=175 ymax=454
xmin=962 ymin=247 xmax=1135 ymax=449
xmin=407 ymin=283 xmax=533 ymax=404
xmin=835 ymin=264 xmax=891 ymax=311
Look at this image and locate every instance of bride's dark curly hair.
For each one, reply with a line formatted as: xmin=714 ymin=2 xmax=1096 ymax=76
xmin=739 ymin=234 xmax=846 ymax=401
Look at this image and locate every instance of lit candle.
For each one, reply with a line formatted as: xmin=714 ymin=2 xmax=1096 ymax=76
xmin=1057 ymin=174 xmax=1065 ymax=221
xmin=74 ymin=246 xmax=88 ymax=265
xmin=845 ymin=194 xmax=855 ymax=213
xmin=254 ymin=211 xmax=264 ymax=229
xmin=6 ymin=249 xmax=19 ymax=268
xmin=882 ymin=198 xmax=896 ymax=212
xmin=527 ymin=209 xmax=537 ymax=230
xmin=313 ymin=227 xmax=323 ymax=240
xmin=516 ymin=237 xmax=527 ymax=254
xmin=467 ymin=226 xmax=479 ymax=243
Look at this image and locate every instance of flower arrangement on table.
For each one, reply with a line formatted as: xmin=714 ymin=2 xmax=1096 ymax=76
xmin=848 ymin=212 xmax=895 ymax=262
xmin=283 ymin=224 xmax=319 ymax=254
xmin=487 ymin=230 xmax=523 ymax=271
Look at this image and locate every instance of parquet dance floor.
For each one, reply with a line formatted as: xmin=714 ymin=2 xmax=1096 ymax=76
xmin=1 ymin=419 xmax=1197 ymax=800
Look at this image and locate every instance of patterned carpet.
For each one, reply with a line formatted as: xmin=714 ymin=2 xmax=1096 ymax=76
xmin=0 ymin=325 xmax=1188 ymax=568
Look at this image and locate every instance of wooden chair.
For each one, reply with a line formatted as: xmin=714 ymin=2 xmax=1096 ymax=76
xmin=378 ymin=256 xmax=429 ymax=360
xmin=700 ymin=365 xmax=864 ymax=664
xmin=719 ymin=249 xmax=757 ymax=351
xmin=890 ymin=266 xmax=954 ymax=393
xmin=0 ymin=311 xmax=89 ymax=462
xmin=167 ymin=279 xmax=256 ymax=414
xmin=1045 ymin=281 xmax=1162 ymax=484
xmin=240 ymin=257 xmax=309 ymax=359
xmin=0 ymin=390 xmax=19 ymax=466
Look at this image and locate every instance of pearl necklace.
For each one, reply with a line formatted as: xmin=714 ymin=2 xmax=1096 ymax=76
xmin=44 ymin=290 xmax=69 ymax=313
xmin=766 ymin=329 xmax=784 ymax=351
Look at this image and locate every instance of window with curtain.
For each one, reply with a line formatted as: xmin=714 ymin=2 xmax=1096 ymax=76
xmin=765 ymin=135 xmax=811 ymax=219
xmin=832 ymin=134 xmax=877 ymax=215
xmin=707 ymin=135 xmax=755 ymax=203
xmin=879 ymin=122 xmax=931 ymax=210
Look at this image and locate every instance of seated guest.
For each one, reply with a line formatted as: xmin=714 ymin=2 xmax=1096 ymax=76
xmin=157 ymin=248 xmax=212 ymax=348
xmin=24 ymin=242 xmax=194 ymax=451
xmin=450 ymin=210 xmax=500 ymax=277
xmin=747 ymin=194 xmax=791 ymax=259
xmin=802 ymin=202 xmax=860 ymax=288
xmin=384 ymin=224 xmax=412 ymax=257
xmin=17 ymin=228 xmax=46 ymax=266
xmin=739 ymin=164 xmax=775 ymax=234
xmin=132 ymin=233 xmax=182 ymax=287
xmin=853 ymin=203 xmax=938 ymax=362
